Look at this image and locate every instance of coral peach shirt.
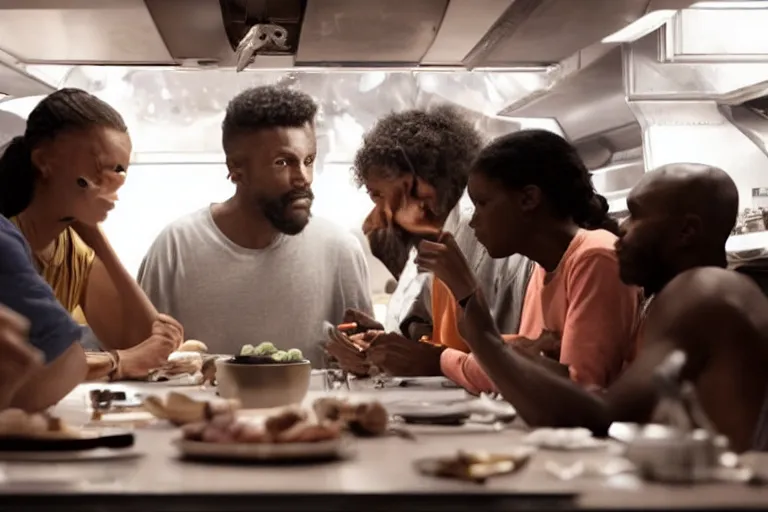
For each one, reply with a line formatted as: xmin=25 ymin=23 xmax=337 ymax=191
xmin=438 ymin=229 xmax=642 ymax=394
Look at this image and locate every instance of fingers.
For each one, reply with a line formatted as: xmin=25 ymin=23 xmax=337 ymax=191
xmin=437 ymin=231 xmax=459 ymax=250
xmin=413 ymin=254 xmax=437 ymax=274
xmin=414 ymin=237 xmax=451 ymax=273
xmin=322 ymin=341 xmax=369 ymax=374
xmin=153 ymin=316 xmax=184 ymax=349
xmin=155 ymin=314 xmax=184 ymax=338
xmin=348 ymin=333 xmax=371 ymax=350
xmin=416 ymin=239 xmax=446 ymax=255
xmin=342 ymin=309 xmax=383 ymax=331
xmin=157 ymin=313 xmax=183 ymax=331
xmin=342 ymin=309 xmax=361 ymax=325
xmin=0 ymin=307 xmax=41 ymax=373
xmin=0 ymin=306 xmax=30 ymax=335
xmin=392 ymin=193 xmax=440 ymax=237
xmin=323 ymin=338 xmax=362 ymax=361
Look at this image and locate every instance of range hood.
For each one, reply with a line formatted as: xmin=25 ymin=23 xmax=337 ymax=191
xmin=0 ymin=0 xmax=696 ymax=69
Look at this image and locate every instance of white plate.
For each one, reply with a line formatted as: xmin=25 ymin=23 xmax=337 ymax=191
xmin=401 ymin=422 xmax=508 ymax=435
xmin=387 ymin=401 xmax=471 ymax=419
xmin=0 ymin=447 xmax=143 ymax=462
xmin=174 ymin=436 xmax=354 ymax=461
xmin=88 ymin=411 xmax=156 ymax=428
xmin=522 ymin=428 xmax=608 ymax=451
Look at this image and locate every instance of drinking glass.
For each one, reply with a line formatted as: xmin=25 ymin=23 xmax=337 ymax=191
xmin=368 ymin=363 xmax=393 ymax=389
xmin=320 ymin=349 xmax=351 ymax=392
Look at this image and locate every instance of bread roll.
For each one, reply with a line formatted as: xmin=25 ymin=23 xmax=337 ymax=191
xmin=178 ymin=340 xmax=208 ymax=353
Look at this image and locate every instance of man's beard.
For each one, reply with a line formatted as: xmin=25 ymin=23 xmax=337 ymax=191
xmin=260 ymin=188 xmax=314 ymax=235
xmin=367 ymin=224 xmax=439 ymax=280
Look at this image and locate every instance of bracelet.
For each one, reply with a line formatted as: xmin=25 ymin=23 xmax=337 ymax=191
xmin=107 ymin=350 xmax=121 ymax=382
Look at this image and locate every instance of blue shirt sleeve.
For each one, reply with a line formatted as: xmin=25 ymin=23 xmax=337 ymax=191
xmin=0 ymin=217 xmax=82 ymax=362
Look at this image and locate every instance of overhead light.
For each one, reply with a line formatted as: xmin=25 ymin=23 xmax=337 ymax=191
xmin=602 ymin=10 xmax=677 ymax=43
xmin=691 ymin=1 xmax=768 ymax=8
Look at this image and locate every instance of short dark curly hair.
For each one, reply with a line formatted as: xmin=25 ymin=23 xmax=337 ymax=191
xmin=222 ymin=85 xmax=318 ymax=151
xmin=353 ymin=105 xmax=483 ymax=216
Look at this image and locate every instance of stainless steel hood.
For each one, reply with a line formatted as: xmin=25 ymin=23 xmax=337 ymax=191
xmin=0 ymin=58 xmax=54 ymax=97
xmin=0 ymin=0 xmax=174 ymax=65
xmin=462 ymin=0 xmax=696 ymax=68
xmin=0 ymin=0 xmax=696 ymax=69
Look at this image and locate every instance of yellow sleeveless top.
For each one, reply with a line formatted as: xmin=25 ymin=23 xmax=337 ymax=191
xmin=11 ymin=217 xmax=95 ymax=324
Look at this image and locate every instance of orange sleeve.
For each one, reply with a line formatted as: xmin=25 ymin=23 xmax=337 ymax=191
xmin=440 ymin=333 xmax=521 ymax=394
xmin=431 ymin=278 xmax=469 ymax=352
xmin=440 ymin=349 xmax=496 ymax=395
xmin=559 ymin=249 xmax=639 ymax=388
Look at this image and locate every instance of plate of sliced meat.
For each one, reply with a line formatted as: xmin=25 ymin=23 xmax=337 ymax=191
xmin=174 ymin=407 xmax=355 ymax=462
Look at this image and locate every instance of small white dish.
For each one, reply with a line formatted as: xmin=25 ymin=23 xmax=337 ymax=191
xmin=387 ymin=401 xmax=471 ymax=418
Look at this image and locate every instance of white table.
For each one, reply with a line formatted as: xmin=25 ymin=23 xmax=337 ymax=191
xmin=0 ymin=379 xmax=766 ymax=511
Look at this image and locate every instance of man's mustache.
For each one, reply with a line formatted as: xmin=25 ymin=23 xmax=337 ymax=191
xmin=281 ymin=188 xmax=314 ymax=205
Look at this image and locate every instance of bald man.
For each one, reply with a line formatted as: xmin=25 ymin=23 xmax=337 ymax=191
xmin=452 ymin=163 xmax=768 ymax=453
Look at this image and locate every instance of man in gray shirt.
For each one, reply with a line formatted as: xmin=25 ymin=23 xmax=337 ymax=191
xmin=137 ymin=86 xmax=373 ymax=365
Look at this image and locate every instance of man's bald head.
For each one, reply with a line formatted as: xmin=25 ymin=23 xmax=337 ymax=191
xmin=630 ymin=163 xmax=739 ymax=245
xmin=617 ymin=163 xmax=739 ymax=295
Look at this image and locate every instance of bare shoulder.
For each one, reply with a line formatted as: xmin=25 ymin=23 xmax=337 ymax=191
xmin=650 ymin=267 xmax=768 ymax=339
xmin=662 ymin=267 xmax=764 ymax=308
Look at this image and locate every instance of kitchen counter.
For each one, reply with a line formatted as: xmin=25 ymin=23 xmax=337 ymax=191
xmin=0 ymin=380 xmax=766 ymax=511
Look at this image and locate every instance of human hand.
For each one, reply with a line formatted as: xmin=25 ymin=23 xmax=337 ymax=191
xmin=365 ymin=333 xmax=444 ymax=377
xmin=389 ymin=178 xmax=442 ymax=238
xmin=342 ymin=309 xmax=384 ymax=333
xmin=515 ymin=330 xmax=562 ymax=361
xmin=117 ymin=314 xmax=183 ymax=379
xmin=323 ymin=332 xmax=372 ymax=377
xmin=0 ymin=306 xmax=43 ymax=404
xmin=70 ymin=221 xmax=107 ymax=246
xmin=415 ymin=232 xmax=478 ymax=302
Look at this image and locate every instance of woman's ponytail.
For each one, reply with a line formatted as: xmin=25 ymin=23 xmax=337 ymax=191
xmin=0 ymin=136 xmax=37 ymax=218
xmin=573 ymin=191 xmax=620 ymax=235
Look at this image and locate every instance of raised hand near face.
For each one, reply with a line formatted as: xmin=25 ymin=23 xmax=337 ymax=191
xmin=415 ymin=232 xmax=478 ymax=302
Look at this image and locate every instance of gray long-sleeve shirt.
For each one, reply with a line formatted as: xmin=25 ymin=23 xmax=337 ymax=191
xmin=137 ymin=207 xmax=373 ymax=366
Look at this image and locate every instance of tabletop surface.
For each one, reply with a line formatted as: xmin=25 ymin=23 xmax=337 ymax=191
xmin=0 ymin=377 xmax=766 ymax=511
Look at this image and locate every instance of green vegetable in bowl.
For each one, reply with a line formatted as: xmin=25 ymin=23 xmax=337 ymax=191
xmin=237 ymin=342 xmax=304 ymax=363
xmin=252 ymin=341 xmax=277 ymax=356
xmin=286 ymin=348 xmax=304 ymax=362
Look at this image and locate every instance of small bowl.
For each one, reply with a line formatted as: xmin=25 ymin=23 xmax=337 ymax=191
xmin=215 ymin=359 xmax=312 ymax=409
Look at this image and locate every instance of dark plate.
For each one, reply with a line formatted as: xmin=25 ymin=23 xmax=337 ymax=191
xmin=229 ymin=356 xmax=308 ymax=365
xmin=0 ymin=431 xmax=135 ymax=452
xmin=399 ymin=411 xmax=471 ymax=426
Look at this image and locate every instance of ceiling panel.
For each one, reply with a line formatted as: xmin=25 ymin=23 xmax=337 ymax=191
xmin=295 ymin=0 xmax=449 ymax=65
xmin=0 ymin=0 xmax=173 ymax=64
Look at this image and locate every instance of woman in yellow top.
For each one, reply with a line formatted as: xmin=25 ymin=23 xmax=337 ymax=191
xmin=0 ymin=88 xmax=182 ymax=381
